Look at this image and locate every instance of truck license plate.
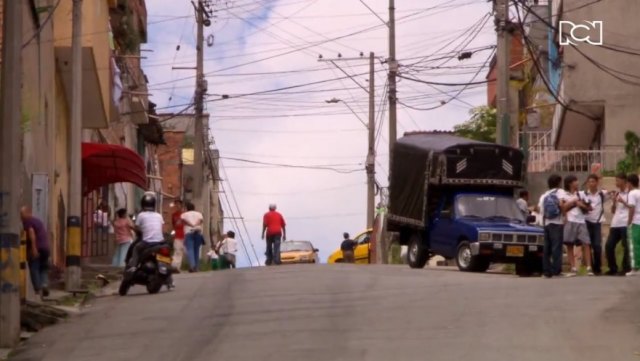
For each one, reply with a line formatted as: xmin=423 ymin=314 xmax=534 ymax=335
xmin=506 ymin=246 xmax=524 ymax=257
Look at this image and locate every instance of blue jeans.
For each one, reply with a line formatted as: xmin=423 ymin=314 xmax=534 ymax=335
xmin=586 ymin=221 xmax=602 ymax=273
xmin=112 ymin=241 xmax=132 ymax=267
xmin=266 ymin=235 xmax=282 ymax=265
xmin=543 ymin=224 xmax=563 ymax=276
xmin=185 ymin=232 xmax=204 ymax=271
xmin=28 ymin=248 xmax=50 ymax=292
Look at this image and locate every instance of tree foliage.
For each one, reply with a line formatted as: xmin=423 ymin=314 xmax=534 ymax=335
xmin=453 ymin=106 xmax=497 ymax=143
xmin=617 ymin=131 xmax=640 ymax=174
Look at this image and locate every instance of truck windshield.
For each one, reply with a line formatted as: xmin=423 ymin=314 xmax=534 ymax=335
xmin=455 ymin=195 xmax=524 ymax=222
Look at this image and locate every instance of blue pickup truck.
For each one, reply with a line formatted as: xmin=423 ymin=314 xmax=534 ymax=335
xmin=387 ymin=132 xmax=544 ymax=275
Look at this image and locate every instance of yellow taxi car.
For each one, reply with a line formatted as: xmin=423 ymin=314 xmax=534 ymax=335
xmin=280 ymin=240 xmax=320 ymax=264
xmin=327 ymin=229 xmax=372 ymax=264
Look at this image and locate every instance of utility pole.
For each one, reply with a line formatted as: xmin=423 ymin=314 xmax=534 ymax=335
xmin=192 ymin=0 xmax=205 ymax=211
xmin=0 ymin=0 xmax=23 ymax=347
xmin=495 ymin=0 xmax=511 ymax=146
xmin=66 ymin=0 xmax=83 ymax=291
xmin=388 ymin=0 xmax=398 ymax=178
xmin=366 ymin=52 xmax=376 ymax=229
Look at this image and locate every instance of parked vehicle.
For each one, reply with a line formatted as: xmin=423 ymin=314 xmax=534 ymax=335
xmin=280 ymin=240 xmax=320 ymax=264
xmin=327 ymin=229 xmax=372 ymax=264
xmin=387 ymin=132 xmax=544 ymax=275
xmin=119 ymin=236 xmax=174 ymax=295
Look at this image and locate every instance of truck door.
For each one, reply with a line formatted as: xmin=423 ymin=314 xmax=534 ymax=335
xmin=429 ymin=194 xmax=458 ymax=259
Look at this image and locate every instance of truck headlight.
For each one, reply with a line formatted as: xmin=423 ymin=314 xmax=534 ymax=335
xmin=537 ymin=235 xmax=544 ymax=244
xmin=479 ymin=233 xmax=490 ymax=241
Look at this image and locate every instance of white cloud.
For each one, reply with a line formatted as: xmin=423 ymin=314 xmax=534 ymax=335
xmin=144 ymin=0 xmax=495 ymax=267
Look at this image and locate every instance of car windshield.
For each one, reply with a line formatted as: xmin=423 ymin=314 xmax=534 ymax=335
xmin=280 ymin=241 xmax=313 ymax=252
xmin=455 ymin=195 xmax=524 ymax=222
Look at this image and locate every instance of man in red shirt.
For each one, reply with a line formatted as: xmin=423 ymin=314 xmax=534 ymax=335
xmin=171 ymin=200 xmax=185 ymax=271
xmin=262 ymin=203 xmax=286 ymax=266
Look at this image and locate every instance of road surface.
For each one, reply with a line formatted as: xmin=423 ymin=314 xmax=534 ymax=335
xmin=11 ymin=265 xmax=640 ymax=361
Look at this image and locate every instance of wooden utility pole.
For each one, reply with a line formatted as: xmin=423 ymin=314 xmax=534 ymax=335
xmin=0 ymin=0 xmax=23 ymax=347
xmin=192 ymin=0 xmax=205 ymax=211
xmin=495 ymin=0 xmax=511 ymax=146
xmin=66 ymin=0 xmax=83 ymax=291
xmin=366 ymin=52 xmax=376 ymax=229
xmin=388 ymin=0 xmax=398 ymax=178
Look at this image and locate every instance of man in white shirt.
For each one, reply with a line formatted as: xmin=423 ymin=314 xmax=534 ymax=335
xmin=538 ymin=174 xmax=565 ymax=278
xmin=181 ymin=202 xmax=205 ymax=272
xmin=517 ymin=190 xmax=530 ymax=219
xmin=605 ymin=173 xmax=631 ymax=275
xmin=561 ymin=175 xmax=594 ymax=276
xmin=626 ymin=174 xmax=640 ymax=276
xmin=127 ymin=193 xmax=165 ymax=271
xmin=219 ymin=231 xmax=238 ymax=269
xmin=583 ymin=174 xmax=608 ymax=275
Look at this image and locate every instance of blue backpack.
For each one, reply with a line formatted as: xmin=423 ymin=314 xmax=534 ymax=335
xmin=543 ymin=190 xmax=561 ymax=220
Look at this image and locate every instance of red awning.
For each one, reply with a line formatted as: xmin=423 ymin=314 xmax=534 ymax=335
xmin=82 ymin=143 xmax=148 ymax=195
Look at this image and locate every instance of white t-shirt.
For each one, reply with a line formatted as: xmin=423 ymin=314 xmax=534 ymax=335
xmin=628 ymin=189 xmax=640 ymax=225
xmin=181 ymin=211 xmax=204 ymax=234
xmin=135 ymin=211 xmax=164 ymax=243
xmin=537 ymin=189 xmax=564 ymax=225
xmin=561 ymin=190 xmax=586 ymax=224
xmin=584 ymin=189 xmax=608 ymax=223
xmin=611 ymin=190 xmax=630 ymax=228
xmin=516 ymin=198 xmax=529 ymax=217
xmin=221 ymin=237 xmax=238 ymax=255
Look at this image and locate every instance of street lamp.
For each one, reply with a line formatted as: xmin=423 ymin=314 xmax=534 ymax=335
xmin=325 ymin=97 xmax=376 ymax=229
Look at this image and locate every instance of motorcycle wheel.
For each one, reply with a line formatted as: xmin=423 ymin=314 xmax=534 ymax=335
xmin=119 ymin=280 xmax=131 ymax=296
xmin=146 ymin=275 xmax=164 ymax=294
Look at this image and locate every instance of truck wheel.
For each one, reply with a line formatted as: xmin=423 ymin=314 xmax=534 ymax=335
xmin=456 ymin=241 xmax=490 ymax=272
xmin=407 ymin=232 xmax=428 ymax=269
xmin=515 ymin=258 xmax=541 ymax=277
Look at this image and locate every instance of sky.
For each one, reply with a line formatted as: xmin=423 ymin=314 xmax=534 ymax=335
xmin=142 ymin=0 xmax=496 ymax=267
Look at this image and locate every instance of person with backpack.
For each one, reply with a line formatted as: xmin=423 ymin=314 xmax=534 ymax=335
xmin=561 ymin=175 xmax=594 ymax=276
xmin=583 ymin=174 xmax=608 ymax=275
xmin=605 ymin=173 xmax=631 ymax=276
xmin=537 ymin=174 xmax=565 ymax=278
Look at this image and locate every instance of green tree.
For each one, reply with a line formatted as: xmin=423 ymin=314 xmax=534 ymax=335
xmin=453 ymin=106 xmax=497 ymax=142
xmin=617 ymin=131 xmax=640 ymax=174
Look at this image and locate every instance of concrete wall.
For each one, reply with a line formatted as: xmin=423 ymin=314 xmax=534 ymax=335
xmin=560 ymin=0 xmax=640 ymax=148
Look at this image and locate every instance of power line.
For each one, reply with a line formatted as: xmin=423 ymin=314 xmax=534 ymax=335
xmin=220 ymin=157 xmax=365 ymax=174
xmin=22 ymin=0 xmax=62 ymax=49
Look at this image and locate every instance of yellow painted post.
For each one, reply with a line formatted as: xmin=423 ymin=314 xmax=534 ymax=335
xmin=19 ymin=230 xmax=26 ymax=303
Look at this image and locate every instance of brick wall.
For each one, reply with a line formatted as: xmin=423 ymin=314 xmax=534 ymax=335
xmin=486 ymin=32 xmax=525 ymax=107
xmin=157 ymin=131 xmax=185 ymax=232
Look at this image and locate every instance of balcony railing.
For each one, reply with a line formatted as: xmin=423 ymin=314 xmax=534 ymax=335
xmin=528 ymin=149 xmax=625 ymax=173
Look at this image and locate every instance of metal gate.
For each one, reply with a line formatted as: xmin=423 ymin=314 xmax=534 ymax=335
xmin=81 ymin=186 xmax=111 ymax=258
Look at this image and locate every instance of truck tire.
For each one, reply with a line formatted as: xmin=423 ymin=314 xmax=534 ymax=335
xmin=515 ymin=258 xmax=542 ymax=277
xmin=407 ymin=232 xmax=429 ymax=269
xmin=456 ymin=241 xmax=490 ymax=272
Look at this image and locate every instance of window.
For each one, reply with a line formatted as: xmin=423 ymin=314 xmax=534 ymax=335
xmin=354 ymin=232 xmax=371 ymax=245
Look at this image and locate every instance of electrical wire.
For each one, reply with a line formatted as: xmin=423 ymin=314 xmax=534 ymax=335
xmin=22 ymin=0 xmax=61 ymax=49
xmin=220 ymin=157 xmax=365 ymax=174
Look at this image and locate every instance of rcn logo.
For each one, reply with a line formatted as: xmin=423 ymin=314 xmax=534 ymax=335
xmin=559 ymin=20 xmax=603 ymax=46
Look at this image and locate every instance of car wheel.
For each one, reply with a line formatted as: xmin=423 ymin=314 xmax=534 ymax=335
xmin=335 ymin=259 xmax=344 ymax=263
xmin=456 ymin=241 xmax=489 ymax=272
xmin=407 ymin=232 xmax=429 ymax=269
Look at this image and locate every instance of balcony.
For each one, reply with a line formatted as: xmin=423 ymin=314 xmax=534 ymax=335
xmin=527 ymin=149 xmax=624 ymax=173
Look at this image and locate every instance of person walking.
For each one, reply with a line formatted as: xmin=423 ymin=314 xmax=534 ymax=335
xmin=262 ymin=204 xmax=286 ymax=266
xmin=626 ymin=174 xmax=640 ymax=276
xmin=340 ymin=232 xmax=357 ymax=263
xmin=605 ymin=173 xmax=631 ymax=276
xmin=538 ymin=174 xmax=564 ymax=278
xmin=112 ymin=208 xmax=134 ymax=267
xmin=583 ymin=174 xmax=608 ymax=275
xmin=561 ymin=175 xmax=594 ymax=276
xmin=517 ymin=190 xmax=530 ymax=219
xmin=181 ymin=202 xmax=204 ymax=272
xmin=219 ymin=231 xmax=238 ymax=269
xmin=171 ymin=200 xmax=186 ymax=272
xmin=20 ymin=206 xmax=51 ymax=297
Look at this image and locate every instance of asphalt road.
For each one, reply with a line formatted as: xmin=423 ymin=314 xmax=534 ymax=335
xmin=10 ymin=265 xmax=640 ymax=361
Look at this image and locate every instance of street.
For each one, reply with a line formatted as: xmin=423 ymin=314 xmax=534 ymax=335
xmin=10 ymin=265 xmax=640 ymax=361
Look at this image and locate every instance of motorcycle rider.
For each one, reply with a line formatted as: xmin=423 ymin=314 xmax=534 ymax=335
xmin=126 ymin=192 xmax=165 ymax=275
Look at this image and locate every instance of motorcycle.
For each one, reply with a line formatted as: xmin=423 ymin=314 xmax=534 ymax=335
xmin=118 ymin=232 xmax=174 ymax=296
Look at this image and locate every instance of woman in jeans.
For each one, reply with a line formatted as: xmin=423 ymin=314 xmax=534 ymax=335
xmin=112 ymin=208 xmax=134 ymax=267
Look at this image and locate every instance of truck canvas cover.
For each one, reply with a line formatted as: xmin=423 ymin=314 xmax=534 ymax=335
xmin=389 ymin=132 xmax=524 ymax=226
